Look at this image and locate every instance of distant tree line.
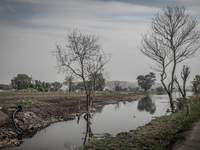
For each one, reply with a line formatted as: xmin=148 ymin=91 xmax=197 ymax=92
xmin=7 ymin=74 xmax=63 ymax=92
xmin=0 ymin=84 xmax=13 ymax=90
xmin=65 ymin=73 xmax=106 ymax=92
xmin=1 ymin=73 xmax=199 ymax=95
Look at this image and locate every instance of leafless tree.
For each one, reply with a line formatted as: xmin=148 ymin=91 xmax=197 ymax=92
xmin=139 ymin=6 xmax=200 ymax=112
xmin=53 ymin=29 xmax=111 ymax=112
xmin=174 ymin=65 xmax=190 ymax=100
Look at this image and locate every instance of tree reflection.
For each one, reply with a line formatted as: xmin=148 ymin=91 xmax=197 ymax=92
xmin=115 ymin=101 xmax=120 ymax=110
xmin=83 ymin=113 xmax=94 ymax=145
xmin=94 ymin=105 xmax=104 ymax=114
xmin=137 ymin=95 xmax=156 ymax=114
xmin=64 ymin=141 xmax=77 ymax=150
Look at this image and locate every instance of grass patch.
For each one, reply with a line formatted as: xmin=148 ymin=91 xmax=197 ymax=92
xmin=77 ymin=96 xmax=200 ymax=150
xmin=125 ymin=95 xmax=146 ymax=101
xmin=100 ymin=92 xmax=147 ymax=102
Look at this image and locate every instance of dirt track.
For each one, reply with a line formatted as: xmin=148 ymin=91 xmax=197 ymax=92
xmin=171 ymin=120 xmax=200 ymax=150
xmin=0 ymin=92 xmax=145 ymax=149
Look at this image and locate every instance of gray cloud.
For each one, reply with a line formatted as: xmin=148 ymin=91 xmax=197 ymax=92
xmin=0 ymin=0 xmax=199 ymax=85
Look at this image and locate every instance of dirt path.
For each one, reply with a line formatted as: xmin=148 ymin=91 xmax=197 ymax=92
xmin=171 ymin=120 xmax=200 ymax=150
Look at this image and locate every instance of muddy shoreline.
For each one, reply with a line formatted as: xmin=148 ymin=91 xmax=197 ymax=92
xmin=0 ymin=92 xmax=145 ymax=149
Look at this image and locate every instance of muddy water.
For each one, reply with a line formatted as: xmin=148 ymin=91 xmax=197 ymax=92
xmin=10 ymin=92 xmax=192 ymax=150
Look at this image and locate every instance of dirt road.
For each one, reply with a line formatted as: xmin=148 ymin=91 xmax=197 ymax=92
xmin=171 ymin=120 xmax=200 ymax=150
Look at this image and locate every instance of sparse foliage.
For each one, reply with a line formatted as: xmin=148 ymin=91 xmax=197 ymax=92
xmin=139 ymin=6 xmax=200 ymax=112
xmin=53 ymin=29 xmax=111 ymax=112
xmin=51 ymin=81 xmax=62 ymax=91
xmin=174 ymin=65 xmax=190 ymax=100
xmin=74 ymin=82 xmax=85 ymax=91
xmin=192 ymin=75 xmax=200 ymax=95
xmin=156 ymin=86 xmax=165 ymax=93
xmin=114 ymin=81 xmax=123 ymax=91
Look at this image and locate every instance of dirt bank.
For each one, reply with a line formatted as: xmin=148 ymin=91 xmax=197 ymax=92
xmin=0 ymin=92 xmax=145 ymax=149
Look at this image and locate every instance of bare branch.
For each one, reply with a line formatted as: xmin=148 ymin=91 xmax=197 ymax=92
xmin=139 ymin=5 xmax=200 ymax=112
xmin=53 ymin=28 xmax=111 ymax=112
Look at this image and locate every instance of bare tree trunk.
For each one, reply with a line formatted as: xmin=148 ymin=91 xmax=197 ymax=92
xmin=83 ymin=114 xmax=94 ymax=145
xmin=83 ymin=77 xmax=90 ymax=113
xmin=161 ymin=79 xmax=174 ymax=113
xmin=86 ymin=94 xmax=89 ymax=112
xmin=94 ymin=80 xmax=97 ymax=95
xmin=169 ymin=51 xmax=177 ymax=113
xmin=174 ymin=78 xmax=185 ymax=98
xmin=139 ymin=6 xmax=200 ymax=113
xmin=77 ymin=98 xmax=80 ymax=110
xmin=169 ymin=93 xmax=174 ymax=113
xmin=174 ymin=66 xmax=190 ymax=101
xmin=69 ymin=78 xmax=72 ymax=92
xmin=174 ymin=77 xmax=185 ymax=100
xmin=89 ymin=89 xmax=93 ymax=112
xmin=160 ymin=64 xmax=175 ymax=113
xmin=183 ymin=80 xmax=186 ymax=100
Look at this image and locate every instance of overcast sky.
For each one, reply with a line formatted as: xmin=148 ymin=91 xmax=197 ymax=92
xmin=0 ymin=0 xmax=199 ymax=85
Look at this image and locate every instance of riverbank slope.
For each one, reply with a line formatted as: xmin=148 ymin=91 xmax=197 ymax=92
xmin=0 ymin=91 xmax=145 ymax=149
xmin=78 ymin=95 xmax=200 ymax=150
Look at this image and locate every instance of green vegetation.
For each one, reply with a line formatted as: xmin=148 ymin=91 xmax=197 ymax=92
xmin=88 ymin=73 xmax=105 ymax=92
xmin=6 ymin=74 xmax=64 ymax=92
xmin=11 ymin=74 xmax=33 ymax=90
xmin=137 ymin=72 xmax=156 ymax=92
xmin=156 ymin=86 xmax=165 ymax=93
xmin=114 ymin=81 xmax=139 ymax=92
xmin=78 ymin=96 xmax=200 ymax=150
xmin=64 ymin=75 xmax=76 ymax=92
xmin=0 ymin=84 xmax=12 ymax=90
xmin=192 ymin=75 xmax=200 ymax=95
xmin=51 ymin=81 xmax=62 ymax=91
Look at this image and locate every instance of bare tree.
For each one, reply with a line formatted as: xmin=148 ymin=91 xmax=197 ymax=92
xmin=53 ymin=29 xmax=111 ymax=112
xmin=139 ymin=6 xmax=200 ymax=112
xmin=174 ymin=65 xmax=190 ymax=100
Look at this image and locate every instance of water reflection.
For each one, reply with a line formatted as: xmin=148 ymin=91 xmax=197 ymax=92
xmin=137 ymin=95 xmax=156 ymax=114
xmin=64 ymin=141 xmax=76 ymax=150
xmin=115 ymin=101 xmax=120 ymax=110
xmin=83 ymin=114 xmax=94 ymax=145
xmin=94 ymin=105 xmax=105 ymax=114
